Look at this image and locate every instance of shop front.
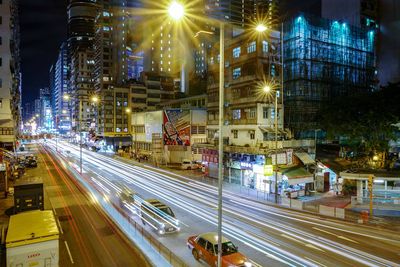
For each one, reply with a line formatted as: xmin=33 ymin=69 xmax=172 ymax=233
xmin=279 ymin=166 xmax=314 ymax=198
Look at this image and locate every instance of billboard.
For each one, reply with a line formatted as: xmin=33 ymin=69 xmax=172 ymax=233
xmin=163 ymin=109 xmax=190 ymax=146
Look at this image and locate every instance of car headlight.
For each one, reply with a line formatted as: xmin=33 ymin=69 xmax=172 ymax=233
xmin=158 ymin=229 xmax=165 ymax=235
xmin=244 ymin=261 xmax=252 ymax=267
xmin=176 ymin=227 xmax=181 ymax=231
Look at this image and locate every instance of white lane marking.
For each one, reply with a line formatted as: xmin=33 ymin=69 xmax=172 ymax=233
xmin=281 ymin=234 xmax=305 ymax=245
xmin=306 ymin=244 xmax=325 ymax=252
xmin=64 ymin=241 xmax=74 ymax=264
xmin=313 ymin=227 xmax=358 ymax=244
xmin=57 ymin=218 xmax=64 ymax=234
xmin=338 ymin=236 xmax=359 ymax=244
xmin=304 ymin=257 xmax=328 ymax=267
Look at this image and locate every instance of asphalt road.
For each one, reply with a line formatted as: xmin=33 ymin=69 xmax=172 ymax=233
xmin=45 ymin=140 xmax=400 ymax=267
xmin=30 ymin=143 xmax=150 ymax=267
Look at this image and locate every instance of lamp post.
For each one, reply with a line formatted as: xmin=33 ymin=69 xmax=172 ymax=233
xmin=263 ymin=85 xmax=279 ymax=203
xmin=167 ymin=2 xmax=226 ymax=265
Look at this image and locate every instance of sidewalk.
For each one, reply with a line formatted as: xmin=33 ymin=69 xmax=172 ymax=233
xmin=113 ymin=154 xmax=400 ymax=230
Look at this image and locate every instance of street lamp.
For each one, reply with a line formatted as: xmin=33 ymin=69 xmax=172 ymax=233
xmin=262 ymin=84 xmax=279 ymax=203
xmin=168 ymin=1 xmax=185 ymax=21
xmin=167 ymin=3 xmax=226 ymax=265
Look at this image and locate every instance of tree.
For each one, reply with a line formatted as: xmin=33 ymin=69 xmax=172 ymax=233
xmin=317 ymin=83 xmax=400 ymax=165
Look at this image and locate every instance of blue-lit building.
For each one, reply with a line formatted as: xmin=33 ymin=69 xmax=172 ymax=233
xmin=283 ymin=14 xmax=376 ymax=137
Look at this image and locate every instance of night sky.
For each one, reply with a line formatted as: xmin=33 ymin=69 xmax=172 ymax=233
xmin=20 ymin=0 xmax=67 ymax=106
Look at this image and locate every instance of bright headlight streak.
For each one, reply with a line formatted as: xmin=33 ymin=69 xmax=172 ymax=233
xmin=91 ymin=177 xmax=111 ymax=195
xmin=92 ymin=168 xmax=308 ymax=266
xmin=51 ymin=143 xmax=329 ymax=265
xmin=64 ymin=149 xmax=306 ymax=266
xmin=222 ymin=206 xmax=389 ymax=267
xmin=47 ymin=143 xmax=396 ymax=267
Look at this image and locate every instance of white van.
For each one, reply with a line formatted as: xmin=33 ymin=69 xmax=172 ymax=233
xmin=181 ymin=159 xmax=198 ymax=170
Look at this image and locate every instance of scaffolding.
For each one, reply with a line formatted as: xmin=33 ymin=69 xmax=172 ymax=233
xmin=283 ymin=14 xmax=376 ymax=137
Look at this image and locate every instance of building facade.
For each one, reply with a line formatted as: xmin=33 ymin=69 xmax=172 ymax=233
xmin=283 ymin=14 xmax=376 ymax=137
xmin=0 ymin=0 xmax=21 ymax=150
xmin=53 ymin=43 xmax=71 ymax=133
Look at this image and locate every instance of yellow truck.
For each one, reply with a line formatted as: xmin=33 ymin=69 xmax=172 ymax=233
xmin=6 ymin=210 xmax=59 ymax=267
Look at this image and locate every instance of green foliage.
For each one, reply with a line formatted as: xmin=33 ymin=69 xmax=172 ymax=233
xmin=317 ymin=83 xmax=400 ymax=155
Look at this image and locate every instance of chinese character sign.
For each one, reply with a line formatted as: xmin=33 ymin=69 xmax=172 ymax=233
xmin=163 ymin=109 xmax=191 ymax=146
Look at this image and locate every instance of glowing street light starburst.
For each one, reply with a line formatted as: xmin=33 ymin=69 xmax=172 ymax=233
xmin=168 ymin=1 xmax=184 ymax=21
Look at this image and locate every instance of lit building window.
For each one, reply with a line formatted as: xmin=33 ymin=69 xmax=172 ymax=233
xmin=262 ymin=41 xmax=268 ymax=52
xmin=232 ymin=109 xmax=241 ymax=120
xmin=247 ymin=41 xmax=256 ymax=53
xmin=233 ymin=47 xmax=241 ymax=58
xmin=232 ymin=67 xmax=241 ymax=79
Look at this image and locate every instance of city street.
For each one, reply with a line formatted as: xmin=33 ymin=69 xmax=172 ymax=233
xmin=45 ymin=140 xmax=400 ymax=267
xmin=31 ymin=143 xmax=150 ymax=266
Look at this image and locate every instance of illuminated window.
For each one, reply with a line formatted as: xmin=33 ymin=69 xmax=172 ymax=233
xmin=232 ymin=109 xmax=241 ymax=120
xmin=232 ymin=67 xmax=241 ymax=79
xmin=262 ymin=41 xmax=268 ymax=52
xmin=233 ymin=47 xmax=241 ymax=58
xmin=247 ymin=41 xmax=256 ymax=53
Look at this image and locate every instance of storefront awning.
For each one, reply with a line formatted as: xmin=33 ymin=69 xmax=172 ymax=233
xmin=281 ymin=166 xmax=314 ymax=185
xmin=295 ymin=152 xmax=315 ymax=165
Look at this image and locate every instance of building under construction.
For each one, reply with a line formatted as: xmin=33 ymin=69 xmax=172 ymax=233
xmin=283 ymin=14 xmax=376 ymax=137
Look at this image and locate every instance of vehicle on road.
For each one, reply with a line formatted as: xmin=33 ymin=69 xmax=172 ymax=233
xmin=6 ymin=210 xmax=59 ymax=267
xmin=181 ymin=159 xmax=199 ymax=170
xmin=140 ymin=199 xmax=180 ymax=234
xmin=187 ymin=232 xmax=252 ymax=267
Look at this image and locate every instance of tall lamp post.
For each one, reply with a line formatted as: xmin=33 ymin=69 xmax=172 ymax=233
xmin=257 ymin=23 xmax=284 ymax=204
xmin=168 ymin=3 xmax=225 ymax=265
xmin=263 ymin=85 xmax=279 ymax=203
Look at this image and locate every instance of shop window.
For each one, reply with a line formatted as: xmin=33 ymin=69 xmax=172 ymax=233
xmin=233 ymin=130 xmax=238 ymax=139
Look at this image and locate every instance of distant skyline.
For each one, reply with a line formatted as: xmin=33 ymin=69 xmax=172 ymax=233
xmin=20 ymin=0 xmax=67 ymax=105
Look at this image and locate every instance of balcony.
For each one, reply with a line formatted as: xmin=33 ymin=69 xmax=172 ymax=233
xmin=230 ymin=118 xmax=257 ymax=125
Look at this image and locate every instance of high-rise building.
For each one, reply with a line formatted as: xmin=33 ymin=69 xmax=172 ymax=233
xmin=52 ymin=42 xmax=70 ymax=133
xmin=69 ymin=47 xmax=95 ymax=132
xmin=67 ymin=0 xmax=97 ymax=51
xmin=0 ymin=0 xmax=21 ymax=150
xmin=39 ymin=88 xmax=52 ymax=131
xmin=283 ymin=14 xmax=376 ymax=137
xmin=94 ymin=0 xmax=130 ymax=135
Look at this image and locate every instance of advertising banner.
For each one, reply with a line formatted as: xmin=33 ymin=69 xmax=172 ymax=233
xmin=163 ymin=109 xmax=191 ymax=146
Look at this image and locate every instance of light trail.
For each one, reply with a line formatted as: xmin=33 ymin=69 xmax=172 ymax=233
xmin=47 ymin=141 xmax=400 ymax=267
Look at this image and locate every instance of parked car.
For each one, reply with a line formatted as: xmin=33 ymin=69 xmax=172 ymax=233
xmin=26 ymin=159 xmax=38 ymax=168
xmin=181 ymin=159 xmax=199 ymax=170
xmin=187 ymin=232 xmax=252 ymax=267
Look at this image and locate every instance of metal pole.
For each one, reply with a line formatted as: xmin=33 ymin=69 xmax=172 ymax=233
xmin=280 ymin=22 xmax=284 ymax=129
xmin=314 ymin=129 xmax=317 ymax=160
xmin=79 ymin=99 xmax=82 ymax=174
xmin=274 ymin=92 xmax=278 ymax=203
xmin=217 ymin=22 xmax=224 ymax=267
